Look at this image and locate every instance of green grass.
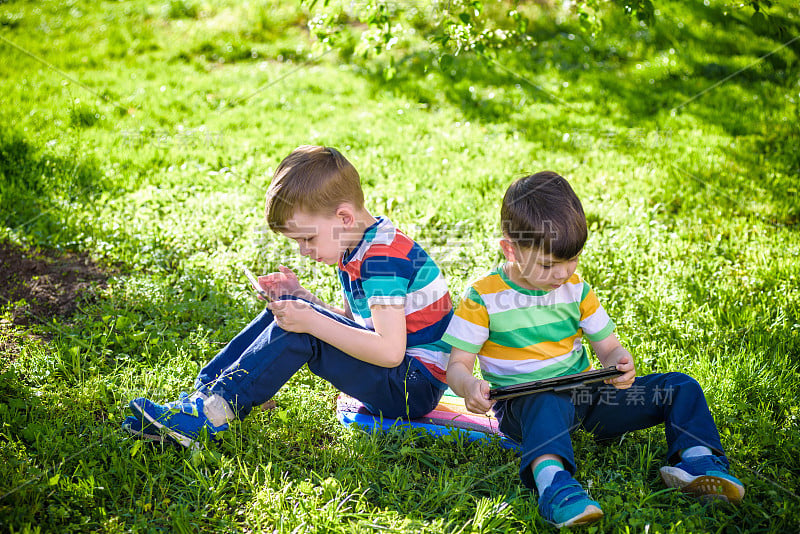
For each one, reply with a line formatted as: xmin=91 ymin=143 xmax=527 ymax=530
xmin=1 ymin=0 xmax=799 ymax=531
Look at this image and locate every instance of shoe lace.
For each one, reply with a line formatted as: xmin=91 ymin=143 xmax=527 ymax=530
xmin=166 ymin=396 xmax=201 ymax=417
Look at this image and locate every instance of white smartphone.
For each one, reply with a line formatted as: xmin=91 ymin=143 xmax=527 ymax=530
xmin=243 ymin=267 xmax=271 ymax=301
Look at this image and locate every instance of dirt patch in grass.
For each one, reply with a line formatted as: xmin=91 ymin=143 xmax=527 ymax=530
xmin=0 ymin=240 xmax=109 ymax=329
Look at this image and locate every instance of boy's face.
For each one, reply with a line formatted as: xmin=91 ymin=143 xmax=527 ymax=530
xmin=282 ymin=209 xmax=353 ymax=265
xmin=500 ymin=238 xmax=580 ymax=292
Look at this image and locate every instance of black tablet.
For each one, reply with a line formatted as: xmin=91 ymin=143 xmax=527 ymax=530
xmin=488 ymin=366 xmax=624 ymax=401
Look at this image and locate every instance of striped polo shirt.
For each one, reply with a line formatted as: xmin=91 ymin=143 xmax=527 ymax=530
xmin=338 ymin=217 xmax=453 ymax=386
xmin=442 ymin=267 xmax=615 ymax=388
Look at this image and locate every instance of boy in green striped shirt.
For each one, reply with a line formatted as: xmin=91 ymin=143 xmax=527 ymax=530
xmin=444 ymin=171 xmax=744 ymax=528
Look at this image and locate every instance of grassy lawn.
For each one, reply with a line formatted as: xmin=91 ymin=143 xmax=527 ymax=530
xmin=1 ymin=0 xmax=798 ymax=531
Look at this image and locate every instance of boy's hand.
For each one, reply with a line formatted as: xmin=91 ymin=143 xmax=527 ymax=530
xmin=591 ymin=334 xmax=637 ymax=390
xmin=447 ymin=348 xmax=495 ymax=414
xmin=268 ymin=298 xmax=318 ymax=334
xmin=606 ymin=353 xmax=636 ymax=389
xmin=464 ymin=378 xmax=496 ymax=414
xmin=258 ymin=265 xmax=306 ymax=301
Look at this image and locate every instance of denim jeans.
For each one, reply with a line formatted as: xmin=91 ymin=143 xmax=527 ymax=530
xmin=194 ymin=297 xmax=443 ymax=419
xmin=493 ymin=372 xmax=727 ymax=488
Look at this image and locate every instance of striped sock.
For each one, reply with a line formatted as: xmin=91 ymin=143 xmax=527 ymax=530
xmin=534 ymin=459 xmax=566 ymax=494
xmin=681 ymin=446 xmax=713 ymax=460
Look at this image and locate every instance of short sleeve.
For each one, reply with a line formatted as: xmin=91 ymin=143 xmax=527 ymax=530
xmin=579 ymin=285 xmax=615 ymax=341
xmin=360 ymin=255 xmax=412 ymax=307
xmin=441 ymin=286 xmax=490 ymax=354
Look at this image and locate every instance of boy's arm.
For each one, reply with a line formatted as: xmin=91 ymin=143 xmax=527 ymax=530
xmin=446 ymin=347 xmax=495 ymax=414
xmin=268 ymin=299 xmax=407 ymax=367
xmin=590 ymin=333 xmax=636 ymax=389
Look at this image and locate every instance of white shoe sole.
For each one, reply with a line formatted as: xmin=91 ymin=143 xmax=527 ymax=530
xmin=129 ymin=400 xmax=201 ymax=450
xmin=121 ymin=421 xmax=165 ymax=443
xmin=660 ymin=466 xmax=744 ymax=503
xmin=560 ymin=505 xmax=604 ymax=528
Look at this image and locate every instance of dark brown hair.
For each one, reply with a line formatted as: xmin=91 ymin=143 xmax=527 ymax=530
xmin=265 ymin=145 xmax=364 ymax=231
xmin=501 ymin=171 xmax=587 ymax=259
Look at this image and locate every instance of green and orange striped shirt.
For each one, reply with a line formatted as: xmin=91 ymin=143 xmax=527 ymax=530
xmin=442 ymin=267 xmax=615 ymax=388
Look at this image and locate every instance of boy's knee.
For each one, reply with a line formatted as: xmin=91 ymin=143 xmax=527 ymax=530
xmin=657 ymin=372 xmax=707 ymax=404
xmin=663 ymin=372 xmax=702 ymax=391
xmin=514 ymin=392 xmax=574 ymax=425
xmin=538 ymin=391 xmax=574 ymax=408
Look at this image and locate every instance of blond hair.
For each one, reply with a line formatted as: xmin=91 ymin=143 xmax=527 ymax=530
xmin=265 ymin=145 xmax=364 ymax=231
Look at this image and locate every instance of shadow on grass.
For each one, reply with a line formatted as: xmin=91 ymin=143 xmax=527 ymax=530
xmin=0 ymin=264 xmax=258 ymax=530
xmin=0 ymin=128 xmax=107 ymax=243
xmin=349 ymin=1 xmax=800 ymax=228
xmin=235 ymin=411 xmax=527 ymax=528
xmin=359 ymin=2 xmax=799 ymax=131
xmin=0 ymin=133 xmax=260 ymax=530
xmin=0 ymin=357 xmax=137 ymax=531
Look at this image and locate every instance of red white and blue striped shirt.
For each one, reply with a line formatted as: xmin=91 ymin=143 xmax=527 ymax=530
xmin=338 ymin=217 xmax=453 ymax=386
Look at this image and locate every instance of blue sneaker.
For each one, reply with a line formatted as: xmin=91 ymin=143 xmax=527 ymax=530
xmin=129 ymin=396 xmax=228 ymax=450
xmin=660 ymin=455 xmax=744 ymax=503
xmin=123 ymin=392 xmax=192 ymax=443
xmin=538 ymin=471 xmax=604 ymax=528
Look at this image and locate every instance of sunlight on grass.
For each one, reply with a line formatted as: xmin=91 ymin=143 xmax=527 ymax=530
xmin=0 ymin=0 xmax=798 ymax=531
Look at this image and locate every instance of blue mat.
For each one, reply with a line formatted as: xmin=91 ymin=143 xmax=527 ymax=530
xmin=336 ymin=390 xmax=520 ymax=450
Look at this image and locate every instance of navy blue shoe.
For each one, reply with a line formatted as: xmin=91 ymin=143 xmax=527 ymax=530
xmin=123 ymin=392 xmax=192 ymax=443
xmin=538 ymin=471 xmax=603 ymax=528
xmin=660 ymin=455 xmax=744 ymax=503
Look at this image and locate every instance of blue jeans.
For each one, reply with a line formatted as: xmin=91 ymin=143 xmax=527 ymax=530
xmin=493 ymin=372 xmax=727 ymax=488
xmin=194 ymin=298 xmax=443 ymax=419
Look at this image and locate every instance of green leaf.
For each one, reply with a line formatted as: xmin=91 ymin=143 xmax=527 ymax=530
xmin=115 ymin=315 xmax=129 ymax=330
xmin=439 ymin=54 xmax=454 ymax=71
xmin=130 ymin=439 xmax=143 ymax=458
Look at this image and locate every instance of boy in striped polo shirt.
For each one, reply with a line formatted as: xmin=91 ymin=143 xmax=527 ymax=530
xmin=444 ymin=172 xmax=744 ymax=528
xmin=125 ymin=146 xmax=453 ymax=448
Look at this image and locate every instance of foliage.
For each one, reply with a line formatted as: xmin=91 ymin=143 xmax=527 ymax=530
xmin=304 ymin=0 xmax=797 ymax=67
